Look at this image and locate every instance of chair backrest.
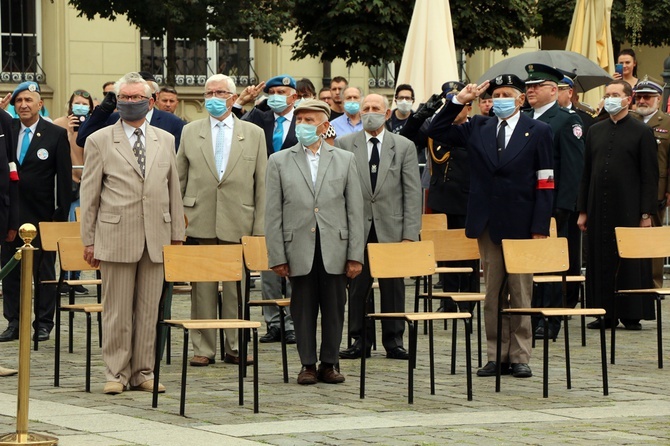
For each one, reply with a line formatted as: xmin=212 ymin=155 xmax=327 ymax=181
xmin=241 ymin=236 xmax=269 ymax=272
xmin=420 ymin=228 xmax=480 ymax=262
xmin=39 ymin=221 xmax=81 ymax=252
xmin=501 ymin=237 xmax=569 ymax=275
xmin=549 ymin=217 xmax=557 ymax=238
xmin=615 ymin=226 xmax=670 ymax=259
xmin=421 ymin=213 xmax=448 ymax=231
xmin=367 ymin=241 xmax=435 ymax=279
xmin=57 ymin=237 xmax=99 ymax=272
xmin=163 ymin=244 xmax=243 ymax=283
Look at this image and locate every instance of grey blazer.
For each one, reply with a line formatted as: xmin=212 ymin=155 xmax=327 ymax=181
xmin=264 ymin=141 xmax=364 ymax=277
xmin=336 ymin=130 xmax=422 ymax=242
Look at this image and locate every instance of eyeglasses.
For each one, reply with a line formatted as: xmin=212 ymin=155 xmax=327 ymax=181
xmin=204 ymin=90 xmax=234 ymax=99
xmin=117 ymin=94 xmax=150 ymax=102
xmin=73 ymin=90 xmax=91 ymax=98
xmin=526 ymin=83 xmax=553 ymax=90
xmin=635 ymin=94 xmax=658 ymax=100
xmin=396 ymin=96 xmax=414 ymax=101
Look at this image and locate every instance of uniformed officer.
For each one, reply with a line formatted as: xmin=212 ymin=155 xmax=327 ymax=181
xmin=556 ymin=72 xmax=597 ymax=136
xmin=525 ymin=63 xmax=585 ymax=339
xmin=632 ymin=78 xmax=670 ymax=287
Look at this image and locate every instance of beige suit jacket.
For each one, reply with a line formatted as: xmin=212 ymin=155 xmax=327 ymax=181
xmin=80 ymin=121 xmax=185 ymax=263
xmin=177 ymin=115 xmax=266 ymax=242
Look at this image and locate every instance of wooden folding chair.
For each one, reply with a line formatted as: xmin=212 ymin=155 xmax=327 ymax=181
xmin=417 ymin=229 xmax=485 ymax=368
xmin=54 ymin=237 xmax=102 ymax=393
xmin=421 ymin=213 xmax=448 ymax=230
xmin=495 ymin=237 xmax=608 ymax=398
xmin=241 ymin=236 xmax=291 ymax=383
xmin=361 ymin=241 xmax=473 ymax=404
xmin=38 ymin=221 xmax=102 ymax=352
xmin=152 ymin=244 xmax=261 ymax=416
xmin=614 ymin=226 xmax=670 ymax=368
xmin=532 ymin=217 xmax=588 ymax=346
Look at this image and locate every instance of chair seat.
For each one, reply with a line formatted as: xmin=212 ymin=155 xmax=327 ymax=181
xmin=165 ymin=318 xmax=261 ymax=330
xmin=617 ymin=288 xmax=669 ymax=295
xmin=540 ymin=308 xmax=605 ymax=317
xmin=434 ymin=266 xmax=473 ymax=274
xmin=368 ymin=312 xmax=471 ymax=321
xmin=247 ymin=298 xmax=290 ymax=307
xmin=60 ymin=303 xmax=103 ymax=313
xmin=64 ymin=279 xmax=102 ymax=286
xmin=533 ymin=275 xmax=585 ymax=283
xmin=431 ymin=292 xmax=486 ymax=302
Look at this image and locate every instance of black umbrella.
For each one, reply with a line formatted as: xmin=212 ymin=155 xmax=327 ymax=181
xmin=476 ymin=50 xmax=613 ymax=93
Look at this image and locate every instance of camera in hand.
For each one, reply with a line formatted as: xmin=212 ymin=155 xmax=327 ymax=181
xmin=73 ymin=114 xmax=86 ymax=132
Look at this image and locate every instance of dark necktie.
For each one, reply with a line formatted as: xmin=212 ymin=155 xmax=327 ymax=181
xmin=369 ymin=137 xmax=380 ymax=192
xmin=496 ymin=121 xmax=507 ymax=160
xmin=133 ymin=128 xmax=146 ymax=176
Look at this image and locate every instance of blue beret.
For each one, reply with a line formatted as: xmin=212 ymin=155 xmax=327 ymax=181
xmin=558 ymin=76 xmax=574 ymax=88
xmin=10 ymin=81 xmax=40 ymax=105
xmin=264 ymin=75 xmax=296 ymax=93
xmin=634 ymin=80 xmax=663 ymax=95
xmin=487 ymin=74 xmax=525 ymax=96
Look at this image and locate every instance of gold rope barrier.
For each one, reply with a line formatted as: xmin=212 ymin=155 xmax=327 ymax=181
xmin=0 ymin=224 xmax=58 ymax=445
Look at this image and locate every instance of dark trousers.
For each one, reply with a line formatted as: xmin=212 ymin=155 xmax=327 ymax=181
xmin=347 ymin=226 xmax=405 ymax=351
xmin=2 ymin=236 xmax=57 ymax=331
xmin=290 ymin=229 xmax=347 ymax=366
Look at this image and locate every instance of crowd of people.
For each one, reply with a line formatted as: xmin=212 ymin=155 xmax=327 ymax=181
xmin=0 ymin=47 xmax=664 ymax=391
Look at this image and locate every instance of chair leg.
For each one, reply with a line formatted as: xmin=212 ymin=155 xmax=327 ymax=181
xmin=408 ymin=321 xmax=418 ymax=404
xmin=450 ymin=318 xmax=457 ymax=375
xmin=464 ymin=318 xmax=473 ymax=401
xmin=610 ymin=298 xmax=618 ymax=365
xmin=359 ymin=317 xmax=368 ymax=399
xmin=54 ymin=305 xmax=61 ymax=387
xmin=252 ymin=327 xmax=259 ymax=413
xmin=656 ymin=298 xmax=663 ymax=369
xmin=166 ymin=326 xmax=171 ymax=365
xmin=180 ymin=329 xmax=189 ymax=417
xmin=279 ymin=307 xmax=288 ymax=383
xmin=85 ymin=313 xmax=92 ymax=393
xmin=599 ymin=317 xmax=609 ymax=395
xmin=563 ymin=315 xmax=572 ymax=390
xmin=218 ymin=291 xmax=225 ymax=362
xmin=69 ymin=289 xmax=75 ymax=354
xmin=477 ymin=301 xmax=482 ymax=368
xmin=152 ymin=323 xmax=164 ymax=409
xmin=429 ymin=319 xmax=435 ymax=395
xmin=238 ymin=328 xmax=245 ymax=406
xmin=580 ymin=284 xmax=586 ymax=347
xmin=543 ymin=316 xmax=549 ymax=398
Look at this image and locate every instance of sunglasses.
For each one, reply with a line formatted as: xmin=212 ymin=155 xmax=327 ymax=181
xmin=73 ymin=90 xmax=91 ymax=98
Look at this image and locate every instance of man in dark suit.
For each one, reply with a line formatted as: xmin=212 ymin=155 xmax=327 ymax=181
xmin=76 ymin=73 xmax=185 ymax=151
xmin=524 ymin=64 xmax=585 ymax=340
xmin=0 ymin=81 xmax=71 ymax=343
xmin=337 ymin=93 xmax=422 ymax=361
xmin=241 ymin=74 xmax=298 ymax=344
xmin=426 ymin=75 xmax=554 ymax=379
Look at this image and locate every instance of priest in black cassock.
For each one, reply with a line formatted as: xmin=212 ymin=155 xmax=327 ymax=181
xmin=577 ymin=80 xmax=658 ymax=330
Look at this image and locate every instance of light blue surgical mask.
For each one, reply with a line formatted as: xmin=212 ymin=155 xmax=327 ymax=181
xmin=603 ymin=97 xmax=625 ymax=115
xmin=205 ymin=97 xmax=228 ymax=118
xmin=268 ymin=94 xmax=289 ymax=113
xmin=72 ymin=104 xmax=90 ymax=116
xmin=294 ymin=98 xmax=303 ymax=108
xmin=492 ymin=98 xmax=518 ymax=119
xmin=344 ymin=101 xmax=360 ymax=115
xmin=295 ymin=122 xmax=325 ymax=146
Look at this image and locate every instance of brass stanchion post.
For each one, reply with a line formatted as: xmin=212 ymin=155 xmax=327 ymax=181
xmin=0 ymin=224 xmax=58 ymax=445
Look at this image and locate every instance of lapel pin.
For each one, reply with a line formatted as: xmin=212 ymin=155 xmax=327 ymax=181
xmin=237 ymin=135 xmax=244 ymax=141
xmin=525 ymin=132 xmax=529 ymax=137
xmin=36 ymin=133 xmax=41 ymax=137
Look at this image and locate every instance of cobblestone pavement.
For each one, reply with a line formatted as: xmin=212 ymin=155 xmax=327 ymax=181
xmin=0 ymin=279 xmax=669 ymax=445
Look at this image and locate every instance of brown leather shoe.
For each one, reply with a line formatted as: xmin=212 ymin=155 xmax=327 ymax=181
xmin=317 ymin=364 xmax=345 ymax=384
xmin=189 ymin=355 xmax=215 ymax=367
xmin=0 ymin=366 xmax=17 ymax=377
xmin=131 ymin=379 xmax=165 ymax=393
xmin=103 ymin=381 xmax=125 ymax=395
xmin=297 ymin=365 xmax=317 ymax=385
xmin=223 ymin=353 xmax=254 ymax=366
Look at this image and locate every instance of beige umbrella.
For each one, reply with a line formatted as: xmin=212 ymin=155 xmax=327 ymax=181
xmin=565 ymin=0 xmax=615 ymax=107
xmin=397 ymin=0 xmax=458 ymax=104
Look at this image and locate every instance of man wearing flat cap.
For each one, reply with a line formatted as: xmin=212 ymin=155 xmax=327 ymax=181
xmin=525 ymin=63 xmax=585 ymax=340
xmin=238 ymin=74 xmax=299 ymax=344
xmin=265 ymin=99 xmax=364 ymax=385
xmin=427 ymin=74 xmax=554 ymax=379
xmin=632 ymin=78 xmax=670 ymax=287
xmin=0 ymin=81 xmax=71 ymax=343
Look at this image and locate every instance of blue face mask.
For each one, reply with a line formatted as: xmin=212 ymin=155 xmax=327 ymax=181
xmin=492 ymin=97 xmax=518 ymax=119
xmin=295 ymin=122 xmax=324 ymax=146
xmin=205 ymin=97 xmax=228 ymax=118
xmin=268 ymin=94 xmax=289 ymax=113
xmin=72 ymin=104 xmax=90 ymax=116
xmin=344 ymin=101 xmax=360 ymax=115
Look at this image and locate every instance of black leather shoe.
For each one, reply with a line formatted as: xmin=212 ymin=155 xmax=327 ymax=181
xmin=339 ymin=344 xmax=371 ymax=360
xmin=534 ymin=325 xmax=558 ymax=341
xmin=511 ymin=363 xmax=532 ymax=378
xmin=285 ymin=330 xmax=297 ymax=344
xmin=35 ymin=328 xmax=50 ymax=342
xmin=0 ymin=326 xmax=19 ymax=342
xmin=477 ymin=361 xmax=510 ymax=377
xmin=621 ymin=320 xmax=642 ymax=331
xmin=260 ymin=326 xmax=281 ymax=343
xmin=587 ymin=318 xmax=614 ymax=330
xmin=386 ymin=346 xmax=410 ymax=360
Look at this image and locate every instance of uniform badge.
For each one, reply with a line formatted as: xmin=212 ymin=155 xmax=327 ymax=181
xmin=655 ymin=128 xmax=668 ymax=134
xmin=371 ymin=164 xmax=377 ymax=173
xmin=37 ymin=148 xmax=48 ymax=160
xmin=495 ymin=76 xmax=503 ymax=86
xmin=28 ymin=83 xmax=37 ymax=92
xmin=572 ymin=124 xmax=583 ymax=139
xmin=282 ymin=77 xmax=291 ymax=86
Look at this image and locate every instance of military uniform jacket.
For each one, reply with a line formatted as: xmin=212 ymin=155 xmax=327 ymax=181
xmin=632 ymin=110 xmax=670 ymax=202
xmin=427 ymin=101 xmax=554 ymax=244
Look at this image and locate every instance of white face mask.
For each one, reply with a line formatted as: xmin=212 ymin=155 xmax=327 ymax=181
xmin=396 ymin=100 xmax=413 ymax=114
xmin=603 ymin=97 xmax=625 ymax=115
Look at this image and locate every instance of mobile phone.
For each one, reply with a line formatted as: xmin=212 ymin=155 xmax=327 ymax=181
xmin=615 ymin=63 xmax=623 ymax=75
xmin=73 ymin=115 xmax=86 ymax=132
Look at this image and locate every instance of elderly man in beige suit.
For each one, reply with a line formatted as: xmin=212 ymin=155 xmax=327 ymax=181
xmin=177 ymin=74 xmax=266 ymax=366
xmin=81 ymin=72 xmax=185 ymax=395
